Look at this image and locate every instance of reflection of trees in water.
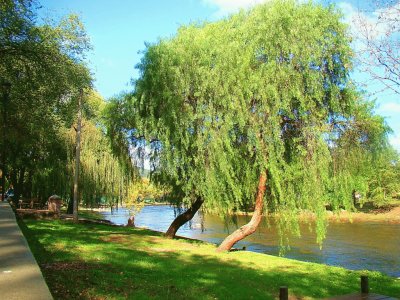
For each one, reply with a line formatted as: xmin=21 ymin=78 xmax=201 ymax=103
xmin=172 ymin=205 xmax=206 ymax=232
xmin=198 ymin=209 xmax=205 ymax=232
xmin=223 ymin=213 xmax=253 ymax=234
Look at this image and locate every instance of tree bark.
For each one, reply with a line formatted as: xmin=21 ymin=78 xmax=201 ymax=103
xmin=127 ymin=216 xmax=135 ymax=227
xmin=73 ymin=89 xmax=83 ymax=222
xmin=26 ymin=170 xmax=33 ymax=199
xmin=15 ymin=167 xmax=25 ymax=200
xmin=217 ymin=170 xmax=267 ymax=252
xmin=10 ymin=169 xmax=17 ymax=198
xmin=1 ymin=82 xmax=10 ymax=201
xmin=165 ymin=197 xmax=204 ymax=238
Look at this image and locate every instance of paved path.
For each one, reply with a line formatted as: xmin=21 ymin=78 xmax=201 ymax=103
xmin=0 ymin=201 xmax=53 ymax=300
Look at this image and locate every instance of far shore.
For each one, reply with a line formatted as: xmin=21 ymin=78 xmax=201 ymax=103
xmin=324 ymin=206 xmax=400 ymax=224
xmin=84 ymin=202 xmax=400 ymax=224
xmin=233 ymin=205 xmax=400 ymax=224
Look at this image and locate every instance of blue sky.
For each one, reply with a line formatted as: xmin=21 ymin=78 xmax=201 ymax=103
xmin=39 ymin=0 xmax=399 ymax=151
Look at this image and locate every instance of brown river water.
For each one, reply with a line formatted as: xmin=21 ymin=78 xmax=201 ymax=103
xmin=101 ymin=205 xmax=400 ymax=277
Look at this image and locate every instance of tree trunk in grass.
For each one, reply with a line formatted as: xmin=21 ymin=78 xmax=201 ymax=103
xmin=165 ymin=197 xmax=204 ymax=238
xmin=217 ymin=171 xmax=267 ymax=252
xmin=1 ymin=82 xmax=10 ymax=201
xmin=73 ymin=89 xmax=83 ymax=223
xmin=16 ymin=167 xmax=25 ymax=200
xmin=66 ymin=185 xmax=74 ymax=214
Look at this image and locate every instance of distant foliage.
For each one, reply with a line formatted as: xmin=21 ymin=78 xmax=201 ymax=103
xmin=0 ymin=1 xmax=137 ymax=206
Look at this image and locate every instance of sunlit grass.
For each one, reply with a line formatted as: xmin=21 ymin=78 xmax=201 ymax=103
xmin=20 ymin=219 xmax=400 ymax=300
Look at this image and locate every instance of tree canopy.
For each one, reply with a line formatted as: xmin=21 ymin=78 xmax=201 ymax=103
xmin=108 ymin=0 xmax=397 ymax=250
xmin=0 ymin=0 xmax=138 ymax=209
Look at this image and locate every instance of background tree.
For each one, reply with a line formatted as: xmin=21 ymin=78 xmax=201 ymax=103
xmin=0 ymin=0 xmax=138 ymax=211
xmin=328 ymin=99 xmax=398 ymax=208
xmin=353 ymin=0 xmax=399 ymax=94
xmin=1 ymin=0 xmax=90 ymax=198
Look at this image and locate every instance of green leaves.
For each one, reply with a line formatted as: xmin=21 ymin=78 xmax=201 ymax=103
xmin=123 ymin=0 xmax=394 ymax=245
xmin=0 ymin=0 xmax=94 ymax=203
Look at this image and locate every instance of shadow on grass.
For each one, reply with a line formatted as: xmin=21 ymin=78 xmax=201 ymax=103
xmin=19 ymin=219 xmax=400 ymax=300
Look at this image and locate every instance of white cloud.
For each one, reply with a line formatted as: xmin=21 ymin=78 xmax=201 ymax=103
xmin=100 ymin=57 xmax=115 ymax=68
xmin=203 ymin=0 xmax=311 ymax=17
xmin=338 ymin=1 xmax=400 ymax=42
xmin=389 ymin=135 xmax=400 ymax=151
xmin=202 ymin=0 xmax=270 ymax=16
xmin=378 ymin=102 xmax=400 ymax=114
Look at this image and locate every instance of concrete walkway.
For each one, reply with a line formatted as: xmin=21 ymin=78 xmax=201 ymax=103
xmin=0 ymin=201 xmax=53 ymax=300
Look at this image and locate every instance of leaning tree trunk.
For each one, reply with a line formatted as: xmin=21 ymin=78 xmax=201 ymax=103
xmin=165 ymin=197 xmax=204 ymax=238
xmin=217 ymin=171 xmax=267 ymax=252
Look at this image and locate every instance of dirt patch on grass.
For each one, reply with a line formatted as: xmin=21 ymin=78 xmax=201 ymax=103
xmin=147 ymin=247 xmax=177 ymax=254
xmin=41 ymin=261 xmax=94 ymax=271
xmin=384 ymin=206 xmax=400 ymax=217
xmin=100 ymin=234 xmax=128 ymax=243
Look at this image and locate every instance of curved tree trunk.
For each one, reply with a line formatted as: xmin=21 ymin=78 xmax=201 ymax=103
xmin=217 ymin=171 xmax=267 ymax=252
xmin=165 ymin=197 xmax=204 ymax=238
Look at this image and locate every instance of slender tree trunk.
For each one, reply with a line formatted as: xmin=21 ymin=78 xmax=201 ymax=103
xmin=0 ymin=156 xmax=5 ymax=201
xmin=1 ymin=83 xmax=10 ymax=201
xmin=217 ymin=171 xmax=267 ymax=252
xmin=15 ymin=167 xmax=25 ymax=200
xmin=26 ymin=170 xmax=33 ymax=199
xmin=165 ymin=197 xmax=204 ymax=238
xmin=10 ymin=169 xmax=17 ymax=198
xmin=67 ymin=185 xmax=74 ymax=214
xmin=73 ymin=90 xmax=83 ymax=222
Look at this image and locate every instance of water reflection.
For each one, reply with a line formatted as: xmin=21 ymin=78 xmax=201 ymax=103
xmin=101 ymin=205 xmax=400 ymax=277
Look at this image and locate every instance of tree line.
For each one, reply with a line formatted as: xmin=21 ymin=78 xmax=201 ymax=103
xmin=0 ymin=0 xmax=137 ymax=212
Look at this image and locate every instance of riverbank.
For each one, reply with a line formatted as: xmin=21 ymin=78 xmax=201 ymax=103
xmin=19 ymin=218 xmax=399 ymax=299
xmin=233 ymin=203 xmax=400 ymax=224
xmin=324 ymin=205 xmax=400 ymax=224
xmin=21 ymin=205 xmax=399 ymax=277
xmin=297 ymin=204 xmax=400 ymax=224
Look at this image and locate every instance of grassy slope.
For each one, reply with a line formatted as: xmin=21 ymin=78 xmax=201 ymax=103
xmin=20 ymin=219 xmax=399 ymax=300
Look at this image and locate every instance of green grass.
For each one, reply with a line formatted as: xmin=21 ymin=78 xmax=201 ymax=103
xmin=19 ymin=219 xmax=400 ymax=300
xmin=58 ymin=208 xmax=105 ymax=220
xmin=78 ymin=208 xmax=105 ymax=220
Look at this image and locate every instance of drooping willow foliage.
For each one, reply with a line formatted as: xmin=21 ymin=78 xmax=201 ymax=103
xmin=29 ymin=93 xmax=139 ymax=207
xmin=104 ymin=0 xmax=398 ymax=247
xmin=69 ymin=121 xmax=138 ymax=207
xmin=128 ymin=0 xmax=367 ymax=245
xmin=1 ymin=1 xmax=139 ymax=208
xmin=1 ymin=0 xmax=93 ymax=202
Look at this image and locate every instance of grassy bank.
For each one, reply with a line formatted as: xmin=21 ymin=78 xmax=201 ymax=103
xmin=20 ymin=219 xmax=399 ymax=300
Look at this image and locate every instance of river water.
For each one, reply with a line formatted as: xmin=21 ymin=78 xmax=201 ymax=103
xmin=100 ymin=205 xmax=400 ymax=277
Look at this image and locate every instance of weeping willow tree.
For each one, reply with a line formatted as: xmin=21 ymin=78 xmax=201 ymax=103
xmin=69 ymin=121 xmax=138 ymax=209
xmin=28 ymin=91 xmax=138 ymax=212
xmin=127 ymin=0 xmax=383 ymax=251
